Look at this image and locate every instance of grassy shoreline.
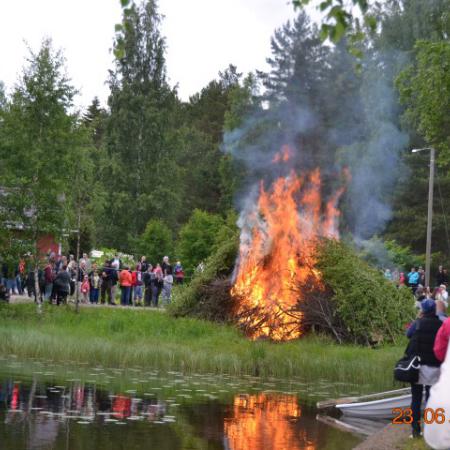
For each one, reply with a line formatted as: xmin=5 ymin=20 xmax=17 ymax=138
xmin=0 ymin=303 xmax=405 ymax=392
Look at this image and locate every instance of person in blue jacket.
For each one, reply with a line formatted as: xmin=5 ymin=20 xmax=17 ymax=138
xmin=408 ymin=267 xmax=420 ymax=294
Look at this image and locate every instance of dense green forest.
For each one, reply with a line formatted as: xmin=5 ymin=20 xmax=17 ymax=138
xmin=0 ymin=0 xmax=449 ymax=272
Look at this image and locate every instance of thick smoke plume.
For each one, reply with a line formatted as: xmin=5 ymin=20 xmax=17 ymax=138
xmin=223 ymin=21 xmax=409 ymax=257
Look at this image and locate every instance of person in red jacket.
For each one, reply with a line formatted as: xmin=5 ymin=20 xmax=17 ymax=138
xmin=119 ymin=267 xmax=132 ymax=306
xmin=434 ymin=317 xmax=450 ymax=362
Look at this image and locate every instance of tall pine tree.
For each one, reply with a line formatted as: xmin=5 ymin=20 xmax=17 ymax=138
xmin=104 ymin=0 xmax=181 ymax=250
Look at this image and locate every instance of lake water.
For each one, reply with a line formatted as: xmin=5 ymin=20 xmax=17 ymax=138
xmin=0 ymin=356 xmax=382 ymax=449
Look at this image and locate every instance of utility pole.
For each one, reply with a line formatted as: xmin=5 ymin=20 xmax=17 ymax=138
xmin=426 ymin=148 xmax=436 ymax=288
xmin=412 ymin=147 xmax=435 ymax=287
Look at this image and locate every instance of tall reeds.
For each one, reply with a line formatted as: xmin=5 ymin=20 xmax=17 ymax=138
xmin=0 ymin=304 xmax=404 ymax=392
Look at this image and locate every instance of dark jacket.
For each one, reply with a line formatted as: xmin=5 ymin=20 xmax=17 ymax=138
xmin=101 ymin=266 xmax=113 ymax=282
xmin=161 ymin=262 xmax=172 ymax=276
xmin=437 ymin=271 xmax=449 ymax=286
xmin=143 ymin=271 xmax=156 ymax=287
xmin=409 ymin=314 xmax=443 ymax=367
xmin=54 ymin=271 xmax=71 ymax=294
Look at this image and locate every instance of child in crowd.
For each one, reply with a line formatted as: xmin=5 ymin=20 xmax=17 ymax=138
xmin=174 ymin=261 xmax=185 ymax=284
xmin=81 ymin=274 xmax=90 ymax=304
xmin=90 ymin=270 xmax=101 ymax=304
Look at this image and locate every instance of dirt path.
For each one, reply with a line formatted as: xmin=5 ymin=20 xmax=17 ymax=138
xmin=354 ymin=423 xmax=425 ymax=450
xmin=8 ymin=295 xmax=166 ymax=310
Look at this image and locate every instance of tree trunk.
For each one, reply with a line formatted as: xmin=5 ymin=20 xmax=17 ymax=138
xmin=75 ymin=208 xmax=81 ymax=313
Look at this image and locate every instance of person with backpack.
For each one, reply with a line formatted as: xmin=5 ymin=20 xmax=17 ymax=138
xmin=406 ymin=299 xmax=443 ymax=438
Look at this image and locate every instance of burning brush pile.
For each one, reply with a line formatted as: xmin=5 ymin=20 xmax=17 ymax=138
xmin=229 ymin=145 xmax=412 ymax=345
xmin=170 ymin=144 xmax=413 ymax=345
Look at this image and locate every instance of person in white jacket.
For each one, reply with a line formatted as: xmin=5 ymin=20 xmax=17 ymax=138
xmin=424 ymin=334 xmax=450 ymax=449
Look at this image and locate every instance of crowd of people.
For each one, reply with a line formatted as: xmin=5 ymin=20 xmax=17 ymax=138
xmin=383 ymin=265 xmax=449 ymax=292
xmin=0 ymin=252 xmax=186 ymax=307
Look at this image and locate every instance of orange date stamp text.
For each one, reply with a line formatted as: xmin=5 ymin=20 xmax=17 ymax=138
xmin=392 ymin=407 xmax=449 ymax=425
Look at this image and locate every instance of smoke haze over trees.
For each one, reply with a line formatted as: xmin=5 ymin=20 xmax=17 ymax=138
xmin=0 ymin=0 xmax=449 ymax=271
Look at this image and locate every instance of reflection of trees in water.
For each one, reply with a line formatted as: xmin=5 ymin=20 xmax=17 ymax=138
xmin=0 ymin=378 xmax=360 ymax=450
xmin=0 ymin=378 xmax=185 ymax=450
xmin=173 ymin=401 xmax=228 ymax=450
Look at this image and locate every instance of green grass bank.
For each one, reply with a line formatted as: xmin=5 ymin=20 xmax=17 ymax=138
xmin=0 ymin=303 xmax=405 ymax=391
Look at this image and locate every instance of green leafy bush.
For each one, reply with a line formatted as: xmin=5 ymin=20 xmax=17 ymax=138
xmin=136 ymin=219 xmax=173 ymax=264
xmin=168 ymin=229 xmax=239 ymax=320
xmin=314 ymin=239 xmax=415 ymax=345
xmin=176 ymin=209 xmax=224 ymax=271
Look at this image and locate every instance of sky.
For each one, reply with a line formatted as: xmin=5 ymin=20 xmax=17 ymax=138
xmin=0 ymin=0 xmax=301 ymax=110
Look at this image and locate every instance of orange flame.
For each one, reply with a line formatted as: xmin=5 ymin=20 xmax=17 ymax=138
xmin=231 ymin=161 xmax=345 ymax=341
xmin=224 ymin=394 xmax=314 ymax=450
xmin=272 ymin=145 xmax=293 ymax=163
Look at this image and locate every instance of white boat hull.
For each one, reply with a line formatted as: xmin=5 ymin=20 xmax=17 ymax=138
xmin=336 ymin=394 xmax=412 ymax=418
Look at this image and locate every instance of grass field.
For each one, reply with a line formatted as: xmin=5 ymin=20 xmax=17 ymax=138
xmin=0 ymin=303 xmax=406 ymax=391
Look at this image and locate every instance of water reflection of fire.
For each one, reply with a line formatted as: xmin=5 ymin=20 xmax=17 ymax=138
xmin=224 ymin=394 xmax=313 ymax=450
xmin=231 ymin=146 xmax=345 ymax=341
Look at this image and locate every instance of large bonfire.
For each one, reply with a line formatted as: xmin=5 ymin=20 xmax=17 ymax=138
xmin=231 ymin=145 xmax=346 ymax=341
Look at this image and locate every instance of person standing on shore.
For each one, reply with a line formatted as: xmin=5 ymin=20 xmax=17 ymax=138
xmin=384 ymin=268 xmax=392 ymax=281
xmin=119 ymin=266 xmax=132 ymax=306
xmin=153 ymin=264 xmax=163 ymax=307
xmin=139 ymin=256 xmax=148 ymax=273
xmin=53 ymin=266 xmax=71 ymax=305
xmin=132 ymin=264 xmax=144 ymax=306
xmin=100 ymin=261 xmax=114 ymax=305
xmin=110 ymin=259 xmax=119 ymax=303
xmin=44 ymin=261 xmax=54 ymax=301
xmin=143 ymin=264 xmax=154 ymax=307
xmin=89 ymin=268 xmax=101 ymax=304
xmin=161 ymin=256 xmax=173 ymax=304
xmin=406 ymin=299 xmax=442 ymax=438
xmin=407 ymin=268 xmax=420 ymax=294
xmin=174 ymin=261 xmax=185 ymax=284
xmin=418 ymin=267 xmax=426 ymax=287
xmin=81 ymin=274 xmax=90 ymax=304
